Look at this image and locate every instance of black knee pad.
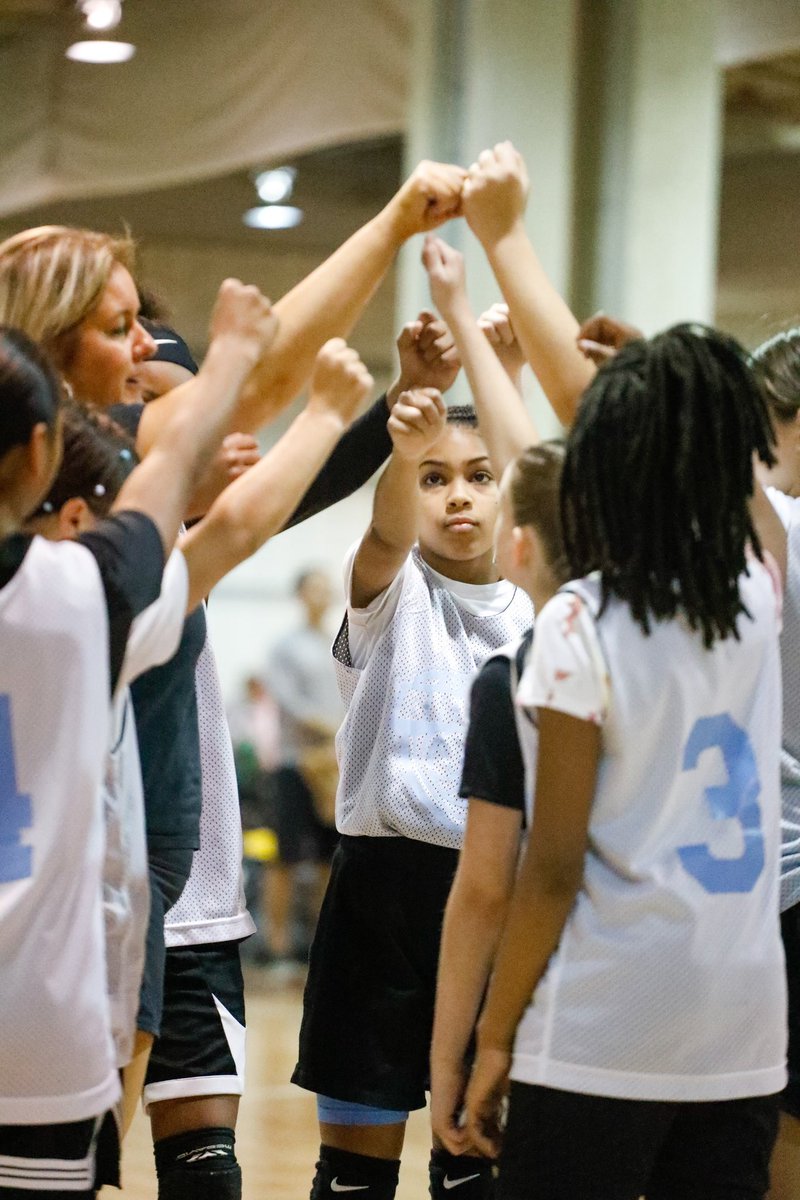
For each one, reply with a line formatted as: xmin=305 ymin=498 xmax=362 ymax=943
xmin=154 ymin=1127 xmax=241 ymax=1200
xmin=429 ymin=1147 xmax=495 ymax=1200
xmin=311 ymin=1145 xmax=400 ymax=1200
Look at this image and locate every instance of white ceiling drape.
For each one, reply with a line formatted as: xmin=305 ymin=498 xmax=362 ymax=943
xmin=0 ymin=0 xmax=409 ymax=217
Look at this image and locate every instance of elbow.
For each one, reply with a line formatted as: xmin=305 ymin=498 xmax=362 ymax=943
xmin=526 ymin=850 xmax=584 ymax=903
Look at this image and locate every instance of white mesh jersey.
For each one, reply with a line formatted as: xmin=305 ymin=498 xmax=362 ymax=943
xmin=104 ymin=550 xmax=188 ymax=1066
xmin=333 ymin=546 xmax=533 ymax=847
xmin=513 ymin=565 xmax=786 ymax=1102
xmin=0 ymin=537 xmax=118 ymax=1124
xmin=766 ymin=487 xmax=800 ymax=911
xmin=164 ymin=628 xmax=255 ymax=946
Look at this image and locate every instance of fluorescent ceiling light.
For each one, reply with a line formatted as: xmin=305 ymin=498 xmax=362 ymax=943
xmin=243 ymin=205 xmax=304 ymax=230
xmin=80 ymin=0 xmax=122 ymax=31
xmin=66 ymin=39 xmax=136 ymax=63
xmin=254 ymin=167 xmax=296 ymax=204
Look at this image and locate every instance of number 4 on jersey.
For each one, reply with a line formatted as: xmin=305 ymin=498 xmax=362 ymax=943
xmin=0 ymin=694 xmax=32 ymax=883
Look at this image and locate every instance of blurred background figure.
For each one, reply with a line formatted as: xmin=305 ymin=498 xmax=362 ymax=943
xmin=229 ymin=674 xmax=281 ymax=832
xmin=263 ymin=568 xmax=342 ymax=973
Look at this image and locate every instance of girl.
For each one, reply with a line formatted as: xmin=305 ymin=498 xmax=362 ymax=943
xmin=465 ymin=325 xmax=786 ymax=1200
xmin=749 ymin=329 xmax=800 ymax=1200
xmin=430 ymin=441 xmax=568 ymax=1160
xmin=292 ymin=381 xmax=532 ymax=1200
xmin=0 ymin=281 xmax=277 ymax=1197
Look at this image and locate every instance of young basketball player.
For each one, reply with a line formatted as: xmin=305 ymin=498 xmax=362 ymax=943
xmin=465 ymin=325 xmax=786 ymax=1200
xmin=292 ymin=370 xmax=532 ymax=1200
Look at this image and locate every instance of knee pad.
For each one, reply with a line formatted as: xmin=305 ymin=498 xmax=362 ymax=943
xmin=311 ymin=1145 xmax=400 ymax=1200
xmin=429 ymin=1147 xmax=495 ymax=1200
xmin=153 ymin=1127 xmax=241 ymax=1200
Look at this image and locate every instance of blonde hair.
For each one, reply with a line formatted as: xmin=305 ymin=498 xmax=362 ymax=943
xmin=0 ymin=226 xmax=135 ymax=370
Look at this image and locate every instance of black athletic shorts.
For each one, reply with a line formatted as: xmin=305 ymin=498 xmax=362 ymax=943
xmin=142 ymin=939 xmax=246 ymax=1110
xmin=292 ymin=834 xmax=459 ymax=1111
xmin=781 ymin=901 xmax=800 ymax=1117
xmin=0 ymin=1109 xmax=120 ymax=1196
xmin=136 ymin=847 xmax=195 ymax=1037
xmin=498 ymin=1082 xmax=779 ymax=1200
xmin=273 ymin=766 xmax=338 ymax=865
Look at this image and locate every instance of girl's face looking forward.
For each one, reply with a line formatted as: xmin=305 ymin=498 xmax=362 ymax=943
xmin=66 ymin=264 xmax=156 ymax=408
xmin=416 ymin=424 xmax=500 ymax=582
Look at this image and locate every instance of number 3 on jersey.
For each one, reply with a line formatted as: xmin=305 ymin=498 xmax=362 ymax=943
xmin=677 ymin=713 xmax=764 ymax=894
xmin=0 ymin=694 xmax=32 ymax=883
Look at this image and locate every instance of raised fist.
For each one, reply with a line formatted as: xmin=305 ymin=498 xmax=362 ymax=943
xmin=309 ymin=338 xmax=374 ymax=426
xmin=386 ymin=161 xmax=467 ymax=241
xmin=462 ymin=142 xmax=529 ymax=247
xmin=387 ymin=387 xmax=447 ymax=461
xmin=209 ymin=278 xmax=279 ymax=360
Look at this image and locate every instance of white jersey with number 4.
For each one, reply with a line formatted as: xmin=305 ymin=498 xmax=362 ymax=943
xmin=514 ymin=561 xmax=786 ymax=1102
xmin=0 ymin=537 xmax=119 ymax=1124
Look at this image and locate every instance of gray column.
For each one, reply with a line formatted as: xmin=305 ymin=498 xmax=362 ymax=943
xmin=572 ymin=0 xmax=722 ymax=333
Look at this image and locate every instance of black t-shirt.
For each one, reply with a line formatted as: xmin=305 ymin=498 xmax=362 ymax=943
xmin=459 ymin=630 xmax=533 ymax=814
xmin=0 ymin=512 xmax=164 ymax=696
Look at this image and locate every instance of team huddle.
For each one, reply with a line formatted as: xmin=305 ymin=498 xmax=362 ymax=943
xmin=0 ymin=141 xmax=798 ymax=1200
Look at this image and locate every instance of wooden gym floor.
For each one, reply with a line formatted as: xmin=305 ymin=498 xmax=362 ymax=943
xmin=103 ymin=966 xmax=432 ymax=1199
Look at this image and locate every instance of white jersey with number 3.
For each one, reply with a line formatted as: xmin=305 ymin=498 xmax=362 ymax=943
xmin=514 ymin=561 xmax=786 ymax=1102
xmin=0 ymin=537 xmax=119 ymax=1124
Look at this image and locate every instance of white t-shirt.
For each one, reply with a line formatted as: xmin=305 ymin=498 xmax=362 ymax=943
xmin=766 ymin=486 xmax=800 ymax=911
xmin=104 ymin=549 xmax=188 ymax=1067
xmin=332 ymin=543 xmax=533 ymax=845
xmin=512 ymin=566 xmax=786 ymax=1102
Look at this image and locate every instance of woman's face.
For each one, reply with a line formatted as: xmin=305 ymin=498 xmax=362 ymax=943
xmin=66 ymin=264 xmax=156 ymax=408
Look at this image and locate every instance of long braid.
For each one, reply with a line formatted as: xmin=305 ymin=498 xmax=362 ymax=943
xmin=562 ymin=323 xmax=776 ymax=648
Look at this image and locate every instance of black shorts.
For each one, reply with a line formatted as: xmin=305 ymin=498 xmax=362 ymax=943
xmin=497 ymin=1082 xmax=779 ymax=1200
xmin=274 ymin=766 xmax=338 ymax=865
xmin=292 ymin=834 xmax=459 ymax=1111
xmin=0 ymin=1109 xmax=120 ymax=1196
xmin=142 ymin=939 xmax=246 ymax=1111
xmin=136 ymin=847 xmax=194 ymax=1037
xmin=781 ymin=901 xmax=800 ymax=1117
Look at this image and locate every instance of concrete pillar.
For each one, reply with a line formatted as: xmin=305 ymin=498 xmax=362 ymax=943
xmin=572 ymin=0 xmax=722 ymax=333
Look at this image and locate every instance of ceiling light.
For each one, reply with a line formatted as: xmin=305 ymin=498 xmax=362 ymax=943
xmin=254 ymin=167 xmax=297 ymax=205
xmin=243 ymin=205 xmax=304 ymax=231
xmin=66 ymin=39 xmax=136 ymax=63
xmin=79 ymin=0 xmax=122 ymax=32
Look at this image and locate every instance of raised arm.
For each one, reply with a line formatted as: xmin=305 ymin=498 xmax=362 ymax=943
xmin=112 ymin=280 xmax=277 ymax=553
xmin=135 ymin=161 xmax=466 ymax=456
xmin=423 ymin=235 xmax=538 ymax=475
xmin=462 ymin=142 xmax=595 ymax=425
xmin=350 ymin=388 xmax=447 ymax=609
xmin=179 ymin=340 xmax=373 ymax=611
xmin=283 ymin=310 xmax=460 ymax=529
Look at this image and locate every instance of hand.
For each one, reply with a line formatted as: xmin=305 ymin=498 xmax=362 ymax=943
xmin=430 ymin=1061 xmax=471 ymax=1156
xmin=478 ymin=302 xmax=526 ymax=384
xmin=576 ymin=314 xmax=643 ymax=365
xmin=308 ymin=338 xmax=374 ymax=427
xmin=422 ymin=235 xmax=470 ymax=324
xmin=462 ymin=142 xmax=529 ymax=247
xmin=387 ymin=387 xmax=447 ymax=462
xmin=388 ymin=311 xmax=460 ymax=408
xmin=464 ymin=1046 xmax=510 ymax=1160
xmin=385 ymin=161 xmax=467 ymax=242
xmin=218 ymin=432 xmax=261 ymax=481
xmin=209 ymin=278 xmax=279 ymax=362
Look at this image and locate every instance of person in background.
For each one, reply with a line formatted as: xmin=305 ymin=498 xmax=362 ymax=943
xmin=265 ymin=569 xmax=343 ymax=968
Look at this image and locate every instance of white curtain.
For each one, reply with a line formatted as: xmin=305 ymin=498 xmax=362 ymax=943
xmin=0 ymin=0 xmax=408 ymax=217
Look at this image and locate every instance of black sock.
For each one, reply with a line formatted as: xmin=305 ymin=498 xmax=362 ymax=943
xmin=429 ymin=1147 xmax=495 ymax=1200
xmin=311 ymin=1144 xmax=401 ymax=1200
xmin=153 ymin=1127 xmax=241 ymax=1200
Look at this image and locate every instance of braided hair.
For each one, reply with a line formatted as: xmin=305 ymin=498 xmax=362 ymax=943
xmin=561 ymin=323 xmax=776 ymax=648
